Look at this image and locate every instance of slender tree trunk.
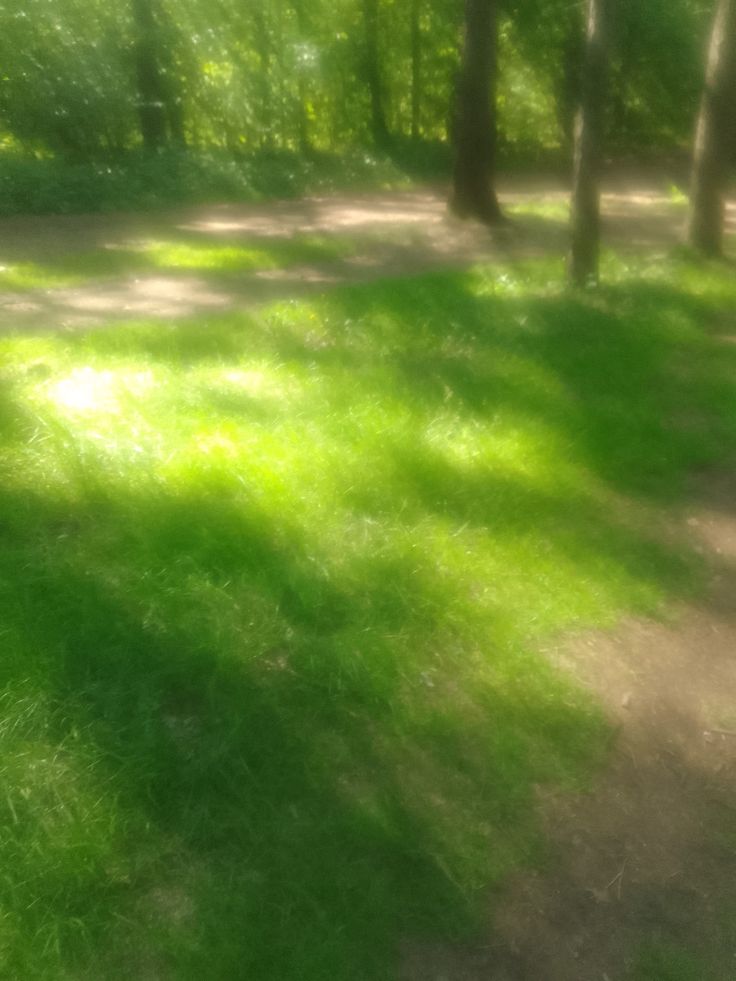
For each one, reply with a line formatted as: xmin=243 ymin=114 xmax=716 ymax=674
xmin=132 ymin=0 xmax=168 ymax=150
xmin=362 ymin=0 xmax=390 ymax=147
xmin=411 ymin=0 xmax=422 ymax=140
xmin=450 ymin=0 xmax=503 ymax=224
xmin=687 ymin=0 xmax=736 ymax=256
xmin=569 ymin=0 xmax=609 ymax=286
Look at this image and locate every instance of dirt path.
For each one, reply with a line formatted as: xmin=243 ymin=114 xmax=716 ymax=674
xmin=1 ymin=178 xmax=732 ymax=333
xmin=402 ymin=473 xmax=736 ymax=980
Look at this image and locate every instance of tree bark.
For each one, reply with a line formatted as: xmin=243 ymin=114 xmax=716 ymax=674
xmin=450 ymin=0 xmax=503 ymax=224
xmin=132 ymin=0 xmax=168 ymax=150
xmin=362 ymin=0 xmax=390 ymax=148
xmin=569 ymin=0 xmax=609 ymax=286
xmin=687 ymin=0 xmax=736 ymax=256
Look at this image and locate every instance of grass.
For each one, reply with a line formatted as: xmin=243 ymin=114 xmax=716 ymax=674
xmin=0 ymin=232 xmax=369 ymax=291
xmin=1 ymin=253 xmax=736 ymax=977
xmin=507 ymin=199 xmax=570 ymax=221
xmin=632 ymin=941 xmax=712 ymax=980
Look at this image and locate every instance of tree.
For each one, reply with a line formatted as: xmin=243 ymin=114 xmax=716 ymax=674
xmin=450 ymin=0 xmax=503 ymax=223
xmin=687 ymin=0 xmax=736 ymax=256
xmin=569 ymin=0 xmax=609 ymax=286
xmin=132 ymin=0 xmax=169 ymax=150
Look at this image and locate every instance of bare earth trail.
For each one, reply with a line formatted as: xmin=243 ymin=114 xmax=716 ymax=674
xmin=4 ymin=179 xmax=736 ymax=978
xmin=403 ymin=475 xmax=736 ymax=980
xmin=1 ymin=176 xmax=732 ymax=332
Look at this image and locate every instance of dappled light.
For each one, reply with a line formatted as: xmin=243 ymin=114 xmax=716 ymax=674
xmin=2 ymin=256 xmax=736 ymax=977
xmin=1 ymin=0 xmax=735 ymax=973
xmin=1 ymin=181 xmax=733 ymax=334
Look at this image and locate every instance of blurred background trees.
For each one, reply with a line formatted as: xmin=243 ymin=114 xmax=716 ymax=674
xmin=0 ymin=0 xmax=729 ymax=225
xmin=0 ymin=0 xmax=711 ymax=163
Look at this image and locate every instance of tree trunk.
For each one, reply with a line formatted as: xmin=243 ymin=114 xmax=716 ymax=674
xmin=362 ymin=0 xmax=390 ymax=148
xmin=132 ymin=0 xmax=168 ymax=150
xmin=450 ymin=0 xmax=503 ymax=224
xmin=687 ymin=0 xmax=736 ymax=256
xmin=411 ymin=0 xmax=422 ymax=140
xmin=569 ymin=0 xmax=609 ymax=286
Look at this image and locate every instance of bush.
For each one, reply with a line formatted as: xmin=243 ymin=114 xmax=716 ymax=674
xmin=0 ymin=148 xmax=411 ymax=217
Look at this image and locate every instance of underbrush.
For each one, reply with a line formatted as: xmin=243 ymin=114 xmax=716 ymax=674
xmin=0 ymin=256 xmax=735 ymax=977
xmin=0 ymin=147 xmax=411 ymax=217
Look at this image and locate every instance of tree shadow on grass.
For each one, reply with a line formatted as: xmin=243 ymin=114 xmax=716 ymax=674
xmin=310 ymin=268 xmax=736 ymax=502
xmin=0 ymin=479 xmax=606 ymax=980
xmin=2 ymin=261 xmax=736 ymax=977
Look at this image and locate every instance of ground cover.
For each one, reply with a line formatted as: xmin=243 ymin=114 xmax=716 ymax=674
xmin=2 ymin=245 xmax=736 ymax=977
xmin=0 ymin=231 xmax=371 ymax=291
xmin=0 ymin=149 xmax=413 ymax=218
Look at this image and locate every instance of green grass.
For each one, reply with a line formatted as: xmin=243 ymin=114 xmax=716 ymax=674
xmin=632 ymin=941 xmax=712 ymax=980
xmin=0 ymin=232 xmax=367 ymax=291
xmin=1 ymin=254 xmax=736 ymax=977
xmin=507 ymin=199 xmax=570 ymax=221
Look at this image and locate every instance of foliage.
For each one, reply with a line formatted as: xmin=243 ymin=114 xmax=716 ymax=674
xmin=0 ymin=148 xmax=409 ymax=216
xmin=1 ymin=254 xmax=735 ymax=976
xmin=0 ymin=0 xmax=715 ymax=202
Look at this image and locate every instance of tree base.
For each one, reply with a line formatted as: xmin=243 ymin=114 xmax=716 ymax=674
xmin=449 ymin=193 xmax=507 ymax=226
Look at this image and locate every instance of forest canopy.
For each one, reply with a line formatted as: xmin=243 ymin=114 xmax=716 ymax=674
xmin=0 ymin=0 xmax=712 ymax=163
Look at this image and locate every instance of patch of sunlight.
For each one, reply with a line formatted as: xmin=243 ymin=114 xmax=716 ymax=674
xmin=194 ymin=428 xmax=241 ymax=458
xmin=507 ymin=199 xmax=569 ymax=221
xmin=0 ymin=262 xmax=79 ymax=291
xmin=142 ymin=233 xmax=355 ymax=274
xmin=215 ymin=366 xmax=304 ymax=402
xmin=0 ymin=232 xmax=359 ymax=294
xmin=144 ymin=241 xmax=277 ymax=272
xmin=45 ymin=367 xmax=156 ymax=416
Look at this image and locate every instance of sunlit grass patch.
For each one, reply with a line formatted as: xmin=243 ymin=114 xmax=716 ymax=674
xmin=0 ymin=232 xmax=364 ymax=292
xmin=507 ymin=198 xmax=569 ymax=221
xmin=1 ymin=255 xmax=736 ymax=977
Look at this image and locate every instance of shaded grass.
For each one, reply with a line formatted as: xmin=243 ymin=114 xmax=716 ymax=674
xmin=0 ymin=147 xmax=411 ymax=218
xmin=1 ymin=254 xmax=736 ymax=977
xmin=632 ymin=942 xmax=712 ymax=981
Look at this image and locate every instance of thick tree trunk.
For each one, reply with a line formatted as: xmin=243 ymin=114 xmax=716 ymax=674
xmin=411 ymin=0 xmax=422 ymax=140
xmin=132 ymin=0 xmax=168 ymax=150
xmin=569 ymin=0 xmax=609 ymax=286
xmin=687 ymin=0 xmax=736 ymax=256
xmin=450 ymin=0 xmax=503 ymax=224
xmin=362 ymin=0 xmax=390 ymax=147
